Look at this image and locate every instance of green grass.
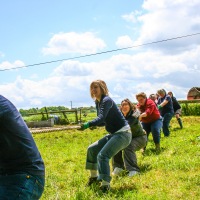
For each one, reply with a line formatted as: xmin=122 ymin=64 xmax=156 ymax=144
xmin=33 ymin=116 xmax=200 ymax=200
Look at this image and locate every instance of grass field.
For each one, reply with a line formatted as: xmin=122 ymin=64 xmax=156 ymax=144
xmin=33 ymin=116 xmax=200 ymax=200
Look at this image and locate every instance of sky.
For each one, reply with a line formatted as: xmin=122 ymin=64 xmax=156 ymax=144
xmin=0 ymin=0 xmax=200 ymax=109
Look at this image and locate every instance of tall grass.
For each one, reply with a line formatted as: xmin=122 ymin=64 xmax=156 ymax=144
xmin=33 ymin=116 xmax=200 ymax=200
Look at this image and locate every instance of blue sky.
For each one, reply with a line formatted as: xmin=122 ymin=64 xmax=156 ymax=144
xmin=0 ymin=0 xmax=200 ymax=109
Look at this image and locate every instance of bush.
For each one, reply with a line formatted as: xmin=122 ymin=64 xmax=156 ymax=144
xmin=181 ymin=103 xmax=200 ymax=116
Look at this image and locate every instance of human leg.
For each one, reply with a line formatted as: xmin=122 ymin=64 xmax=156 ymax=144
xmin=97 ymin=131 xmax=131 ymax=183
xmin=111 ymin=150 xmax=124 ymax=176
xmin=86 ymin=134 xmax=112 ymax=171
xmin=124 ymin=135 xmax=147 ymax=173
xmin=141 ymin=122 xmax=151 ymax=151
xmin=162 ymin=113 xmax=173 ymax=136
xmin=112 ymin=150 xmax=124 ymax=170
xmin=175 ymin=110 xmax=183 ymax=129
xmin=151 ymin=118 xmax=162 ymax=149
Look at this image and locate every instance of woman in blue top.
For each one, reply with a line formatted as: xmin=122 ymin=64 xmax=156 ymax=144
xmin=79 ymin=80 xmax=131 ymax=192
xmin=157 ymin=89 xmax=174 ymax=137
xmin=0 ymin=95 xmax=45 ymax=199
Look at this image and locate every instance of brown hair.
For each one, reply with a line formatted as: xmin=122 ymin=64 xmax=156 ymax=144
xmin=90 ymin=80 xmax=109 ymax=99
xmin=136 ymin=92 xmax=147 ymax=100
xmin=121 ymin=98 xmax=136 ymax=111
xmin=168 ymin=91 xmax=173 ymax=97
xmin=157 ymin=89 xmax=166 ymax=96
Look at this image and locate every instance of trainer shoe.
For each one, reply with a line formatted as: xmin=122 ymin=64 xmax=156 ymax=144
xmin=112 ymin=167 xmax=124 ymax=176
xmin=86 ymin=177 xmax=100 ymax=186
xmin=128 ymin=170 xmax=139 ymax=177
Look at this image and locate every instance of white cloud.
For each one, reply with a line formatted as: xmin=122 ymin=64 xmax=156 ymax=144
xmin=2 ymin=44 xmax=200 ymax=109
xmin=122 ymin=11 xmax=141 ymax=23
xmin=42 ymin=32 xmax=106 ymax=55
xmin=0 ymin=60 xmax=25 ymax=70
xmin=116 ymin=35 xmax=134 ymax=48
xmin=132 ymin=0 xmax=200 ymax=53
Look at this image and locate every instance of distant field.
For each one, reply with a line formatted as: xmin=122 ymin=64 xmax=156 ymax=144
xmin=33 ymin=116 xmax=200 ymax=200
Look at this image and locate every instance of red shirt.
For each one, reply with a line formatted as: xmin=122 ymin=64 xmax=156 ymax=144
xmin=137 ymin=98 xmax=160 ymax=123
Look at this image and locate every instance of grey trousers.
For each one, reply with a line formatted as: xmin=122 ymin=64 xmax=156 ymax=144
xmin=113 ymin=135 xmax=147 ymax=172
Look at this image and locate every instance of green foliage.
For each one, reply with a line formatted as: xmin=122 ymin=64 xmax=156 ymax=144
xmin=33 ymin=116 xmax=200 ymax=200
xmin=181 ymin=103 xmax=200 ymax=116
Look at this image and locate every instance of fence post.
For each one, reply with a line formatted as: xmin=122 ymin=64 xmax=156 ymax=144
xmin=44 ymin=107 xmax=48 ymax=119
xmin=79 ymin=108 xmax=82 ymax=123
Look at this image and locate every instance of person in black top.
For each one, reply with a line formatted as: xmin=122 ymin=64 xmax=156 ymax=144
xmin=168 ymin=91 xmax=183 ymax=129
xmin=157 ymin=89 xmax=174 ymax=137
xmin=0 ymin=95 xmax=45 ymax=199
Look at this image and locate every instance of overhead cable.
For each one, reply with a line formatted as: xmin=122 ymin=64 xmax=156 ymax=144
xmin=1 ymin=32 xmax=200 ymax=72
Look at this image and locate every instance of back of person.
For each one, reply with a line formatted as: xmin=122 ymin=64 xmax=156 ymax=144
xmin=0 ymin=95 xmax=45 ymax=199
xmin=157 ymin=94 xmax=174 ymax=116
xmin=0 ymin=95 xmax=45 ymax=175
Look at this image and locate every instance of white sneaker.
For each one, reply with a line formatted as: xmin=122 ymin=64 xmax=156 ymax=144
xmin=112 ymin=167 xmax=123 ymax=176
xmin=128 ymin=171 xmax=139 ymax=177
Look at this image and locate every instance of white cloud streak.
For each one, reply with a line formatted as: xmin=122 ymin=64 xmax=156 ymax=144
xmin=42 ymin=32 xmax=106 ymax=55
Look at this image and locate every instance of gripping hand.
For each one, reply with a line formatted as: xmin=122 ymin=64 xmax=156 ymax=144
xmin=132 ymin=109 xmax=141 ymax=118
xmin=158 ymin=105 xmax=162 ymax=109
xmin=77 ymin=122 xmax=89 ymax=131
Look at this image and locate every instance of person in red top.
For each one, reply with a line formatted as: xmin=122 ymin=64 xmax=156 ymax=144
xmin=136 ymin=92 xmax=162 ymax=151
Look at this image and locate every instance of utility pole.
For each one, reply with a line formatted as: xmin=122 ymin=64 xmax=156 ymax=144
xmin=70 ymin=101 xmax=72 ymax=109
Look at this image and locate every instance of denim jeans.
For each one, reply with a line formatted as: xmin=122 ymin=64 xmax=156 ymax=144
xmin=113 ymin=135 xmax=147 ymax=172
xmin=86 ymin=131 xmax=131 ymax=182
xmin=0 ymin=173 xmax=45 ymax=199
xmin=142 ymin=118 xmax=163 ymax=144
xmin=162 ymin=113 xmax=173 ymax=136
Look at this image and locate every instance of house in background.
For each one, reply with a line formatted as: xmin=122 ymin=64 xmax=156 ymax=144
xmin=187 ymin=87 xmax=200 ymax=100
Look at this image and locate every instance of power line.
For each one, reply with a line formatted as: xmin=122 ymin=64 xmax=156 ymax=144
xmin=1 ymin=32 xmax=200 ymax=72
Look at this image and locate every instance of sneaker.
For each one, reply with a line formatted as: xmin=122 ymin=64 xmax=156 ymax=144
xmin=128 ymin=171 xmax=139 ymax=177
xmin=112 ymin=167 xmax=123 ymax=176
xmin=100 ymin=185 xmax=110 ymax=193
xmin=86 ymin=177 xmax=100 ymax=186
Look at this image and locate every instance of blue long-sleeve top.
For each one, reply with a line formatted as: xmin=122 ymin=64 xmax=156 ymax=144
xmin=0 ymin=95 xmax=45 ymax=175
xmin=88 ymin=95 xmax=129 ymax=134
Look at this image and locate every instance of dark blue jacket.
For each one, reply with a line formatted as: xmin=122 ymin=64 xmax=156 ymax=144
xmin=0 ymin=95 xmax=45 ymax=175
xmin=157 ymin=94 xmax=174 ymax=116
xmin=89 ymin=95 xmax=128 ymax=134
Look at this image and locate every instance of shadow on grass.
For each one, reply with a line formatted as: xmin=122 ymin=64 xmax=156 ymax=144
xmin=91 ymin=183 xmax=138 ymax=197
xmin=142 ymin=147 xmax=167 ymax=156
xmin=140 ymin=163 xmax=152 ymax=173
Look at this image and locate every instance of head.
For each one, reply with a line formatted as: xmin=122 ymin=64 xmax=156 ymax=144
xmin=149 ymin=94 xmax=157 ymax=102
xmin=120 ymin=98 xmax=135 ymax=116
xmin=157 ymin=89 xmax=166 ymax=98
xmin=168 ymin=91 xmax=173 ymax=98
xmin=90 ymin=80 xmax=109 ymax=101
xmin=136 ymin=92 xmax=147 ymax=106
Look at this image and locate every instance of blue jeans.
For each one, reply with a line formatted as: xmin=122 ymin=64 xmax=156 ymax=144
xmin=142 ymin=118 xmax=163 ymax=144
xmin=162 ymin=113 xmax=173 ymax=136
xmin=0 ymin=173 xmax=45 ymax=199
xmin=113 ymin=135 xmax=147 ymax=172
xmin=86 ymin=131 xmax=131 ymax=182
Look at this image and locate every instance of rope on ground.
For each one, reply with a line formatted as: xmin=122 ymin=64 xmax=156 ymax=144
xmin=30 ymin=125 xmax=80 ymax=134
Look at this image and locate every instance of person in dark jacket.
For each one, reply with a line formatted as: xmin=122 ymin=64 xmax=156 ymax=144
xmin=168 ymin=91 xmax=183 ymax=128
xmin=112 ymin=99 xmax=147 ymax=177
xmin=0 ymin=95 xmax=45 ymax=199
xmin=78 ymin=80 xmax=131 ymax=192
xmin=157 ymin=89 xmax=174 ymax=137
